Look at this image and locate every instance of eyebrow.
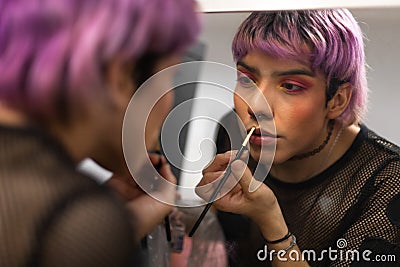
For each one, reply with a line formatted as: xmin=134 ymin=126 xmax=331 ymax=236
xmin=272 ymin=69 xmax=316 ymax=77
xmin=237 ymin=61 xmax=260 ymax=76
xmin=237 ymin=61 xmax=316 ymax=78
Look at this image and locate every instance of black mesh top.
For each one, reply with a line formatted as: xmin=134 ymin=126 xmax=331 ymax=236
xmin=0 ymin=125 xmax=136 ymax=267
xmin=216 ymin=112 xmax=400 ymax=267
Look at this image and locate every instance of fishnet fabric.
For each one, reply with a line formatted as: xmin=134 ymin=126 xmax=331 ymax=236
xmin=0 ymin=125 xmax=136 ymax=267
xmin=216 ymin=112 xmax=400 ymax=267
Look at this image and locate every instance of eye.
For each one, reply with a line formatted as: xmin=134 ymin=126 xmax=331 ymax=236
xmin=281 ymin=82 xmax=305 ymax=93
xmin=236 ymin=73 xmax=256 ymax=88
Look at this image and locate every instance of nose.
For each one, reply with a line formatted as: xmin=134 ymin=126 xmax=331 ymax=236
xmin=246 ymin=88 xmax=274 ymax=123
xmin=247 ymin=106 xmax=273 ymax=122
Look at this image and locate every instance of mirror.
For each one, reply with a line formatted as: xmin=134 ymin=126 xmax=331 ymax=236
xmin=178 ymin=7 xmax=400 ymax=197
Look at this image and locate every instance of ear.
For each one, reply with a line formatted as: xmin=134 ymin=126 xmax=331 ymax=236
xmin=326 ymin=82 xmax=353 ymax=120
xmin=104 ymin=59 xmax=135 ymax=110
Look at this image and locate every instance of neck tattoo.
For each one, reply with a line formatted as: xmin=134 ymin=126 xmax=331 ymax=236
xmin=290 ymin=120 xmax=335 ymax=161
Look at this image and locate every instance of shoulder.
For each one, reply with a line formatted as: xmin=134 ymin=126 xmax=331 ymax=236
xmin=33 ymin=175 xmax=136 ymax=267
xmin=351 ymin=125 xmax=400 ymax=179
xmin=362 ymin=125 xmax=400 ymax=159
xmin=360 ymin=126 xmax=400 ymax=184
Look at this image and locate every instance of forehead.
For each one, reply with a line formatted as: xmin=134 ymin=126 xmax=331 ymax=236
xmin=238 ymin=50 xmax=326 ymax=81
xmin=239 ymin=50 xmax=310 ymax=71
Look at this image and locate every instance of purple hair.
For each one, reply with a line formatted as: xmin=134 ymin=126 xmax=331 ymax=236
xmin=0 ymin=0 xmax=200 ymax=122
xmin=232 ymin=9 xmax=368 ymax=124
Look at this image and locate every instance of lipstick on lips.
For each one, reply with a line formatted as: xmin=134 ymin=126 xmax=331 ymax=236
xmin=249 ymin=127 xmax=276 ymax=146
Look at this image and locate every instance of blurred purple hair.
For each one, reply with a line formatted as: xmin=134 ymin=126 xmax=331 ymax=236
xmin=0 ymin=0 xmax=200 ymax=121
xmin=232 ymin=9 xmax=368 ymax=124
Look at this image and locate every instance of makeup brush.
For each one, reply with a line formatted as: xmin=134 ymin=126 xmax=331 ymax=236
xmin=189 ymin=127 xmax=255 ymax=237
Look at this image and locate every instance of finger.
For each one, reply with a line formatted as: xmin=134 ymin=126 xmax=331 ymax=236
xmin=196 ymin=171 xmax=224 ymax=187
xmin=230 ymin=160 xmax=253 ymax=193
xmin=216 ymin=171 xmax=241 ymax=198
xmin=148 ymin=152 xmax=162 ymax=168
xmin=228 ymin=150 xmax=240 ymax=161
xmin=152 ymin=158 xmax=178 ymax=205
xmin=202 ymin=150 xmax=238 ymax=174
xmin=229 ymin=182 xmax=243 ymax=196
xmin=157 ymin=158 xmax=177 ymax=185
xmin=239 ymin=149 xmax=250 ymax=162
xmin=195 ymin=171 xmax=225 ymax=200
xmin=197 ymin=171 xmax=239 ymax=203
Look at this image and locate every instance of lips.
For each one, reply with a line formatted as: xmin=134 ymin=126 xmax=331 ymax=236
xmin=248 ymin=127 xmax=277 ymax=146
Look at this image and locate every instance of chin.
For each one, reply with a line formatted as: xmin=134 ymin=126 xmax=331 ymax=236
xmin=249 ymin=149 xmax=273 ymax=166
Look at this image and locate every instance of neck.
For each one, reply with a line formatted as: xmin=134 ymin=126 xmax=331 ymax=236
xmin=49 ymin=120 xmax=95 ymax=164
xmin=0 ymin=103 xmax=29 ymax=126
xmin=270 ymin=123 xmax=360 ymax=183
xmin=0 ymin=104 xmax=94 ymax=165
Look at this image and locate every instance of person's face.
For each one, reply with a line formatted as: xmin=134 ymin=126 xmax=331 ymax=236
xmin=234 ymin=50 xmax=331 ymax=165
xmin=144 ymin=55 xmax=181 ymax=151
xmin=90 ymin=54 xmax=180 ymax=175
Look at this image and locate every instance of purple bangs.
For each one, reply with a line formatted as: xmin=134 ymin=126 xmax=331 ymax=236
xmin=232 ymin=9 xmax=368 ymax=124
xmin=0 ymin=0 xmax=200 ymax=121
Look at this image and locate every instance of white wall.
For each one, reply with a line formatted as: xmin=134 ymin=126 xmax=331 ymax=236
xmin=354 ymin=8 xmax=400 ymax=143
xmin=179 ymin=7 xmax=400 ymax=200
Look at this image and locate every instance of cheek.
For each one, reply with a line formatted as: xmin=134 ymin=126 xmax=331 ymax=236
xmin=144 ymin=92 xmax=174 ymax=149
xmin=276 ymin=100 xmax=327 ymax=142
xmin=276 ymin=94 xmax=327 ymax=125
xmin=233 ymin=94 xmax=248 ymax=121
xmin=157 ymin=91 xmax=174 ymax=119
xmin=283 ymin=105 xmax=313 ymax=123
